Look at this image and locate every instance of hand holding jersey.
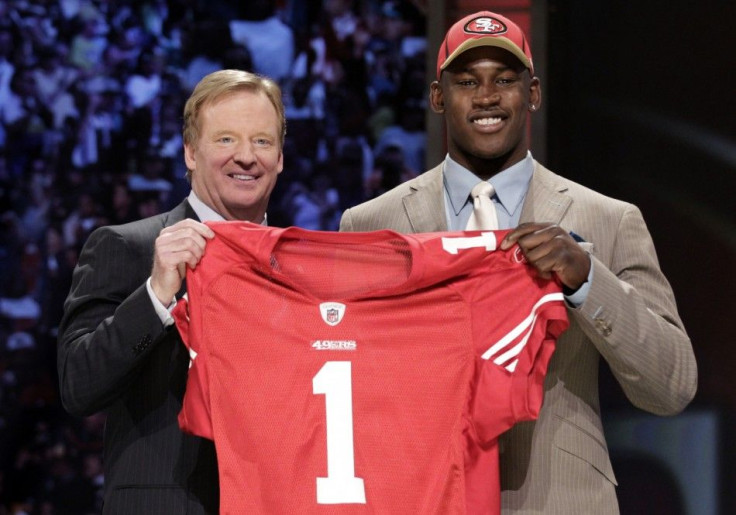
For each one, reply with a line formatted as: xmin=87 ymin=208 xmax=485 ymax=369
xmin=150 ymin=219 xmax=215 ymax=305
xmin=501 ymin=222 xmax=591 ymax=291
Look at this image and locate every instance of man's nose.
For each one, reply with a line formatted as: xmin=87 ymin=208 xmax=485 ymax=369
xmin=234 ymin=142 xmax=256 ymax=165
xmin=473 ymin=83 xmax=501 ymax=106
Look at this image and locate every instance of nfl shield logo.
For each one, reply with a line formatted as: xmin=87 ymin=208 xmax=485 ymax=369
xmin=326 ymin=309 xmax=339 ymax=324
xmin=319 ymin=302 xmax=346 ymax=326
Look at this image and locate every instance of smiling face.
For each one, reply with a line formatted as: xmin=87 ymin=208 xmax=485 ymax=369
xmin=430 ymin=46 xmax=540 ymax=179
xmin=185 ymin=89 xmax=283 ymax=221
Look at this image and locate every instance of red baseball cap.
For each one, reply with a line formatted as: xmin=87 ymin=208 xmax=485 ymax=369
xmin=436 ymin=11 xmax=534 ymax=79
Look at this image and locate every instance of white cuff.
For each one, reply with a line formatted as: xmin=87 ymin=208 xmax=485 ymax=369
xmin=565 ymin=255 xmax=594 ymax=307
xmin=146 ymin=277 xmax=176 ymax=327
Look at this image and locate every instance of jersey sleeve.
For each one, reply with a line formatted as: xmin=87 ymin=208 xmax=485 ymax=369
xmin=173 ymin=289 xmax=215 ymax=441
xmin=471 ymin=271 xmax=569 ymax=444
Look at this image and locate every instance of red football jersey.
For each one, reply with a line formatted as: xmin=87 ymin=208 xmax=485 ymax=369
xmin=174 ymin=222 xmax=568 ymax=514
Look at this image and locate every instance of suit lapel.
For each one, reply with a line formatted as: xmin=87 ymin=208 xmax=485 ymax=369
xmin=164 ymin=198 xmax=198 ymax=226
xmin=402 ymin=161 xmax=571 ymax=231
xmin=520 ymin=162 xmax=572 ymax=225
xmin=184 ymin=200 xmax=199 ymax=222
xmin=402 ymin=165 xmax=447 ymax=233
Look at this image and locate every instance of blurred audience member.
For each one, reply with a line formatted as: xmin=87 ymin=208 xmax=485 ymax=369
xmin=229 ymin=1 xmax=294 ymax=82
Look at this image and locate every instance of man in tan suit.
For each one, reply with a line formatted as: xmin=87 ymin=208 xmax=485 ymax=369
xmin=340 ymin=11 xmax=697 ymax=513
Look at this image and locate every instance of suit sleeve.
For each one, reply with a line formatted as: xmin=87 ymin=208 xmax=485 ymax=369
xmin=339 ymin=208 xmax=355 ymax=232
xmin=57 ymin=226 xmax=168 ymax=416
xmin=574 ymin=204 xmax=697 ymax=415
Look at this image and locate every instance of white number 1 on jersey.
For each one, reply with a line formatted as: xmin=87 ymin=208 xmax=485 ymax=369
xmin=312 ymin=361 xmax=367 ymax=504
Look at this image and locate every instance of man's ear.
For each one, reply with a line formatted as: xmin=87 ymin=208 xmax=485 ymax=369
xmin=528 ymin=76 xmax=542 ymax=112
xmin=184 ymin=143 xmax=197 ymax=170
xmin=429 ymin=81 xmax=444 ymax=113
xmin=184 ymin=142 xmax=196 ymax=171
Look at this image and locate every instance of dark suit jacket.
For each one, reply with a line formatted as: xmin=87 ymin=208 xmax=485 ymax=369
xmin=340 ymin=162 xmax=697 ymax=514
xmin=58 ymin=200 xmax=219 ymax=514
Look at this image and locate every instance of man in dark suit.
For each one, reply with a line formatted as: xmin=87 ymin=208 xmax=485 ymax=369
xmin=57 ymin=69 xmax=286 ymax=514
xmin=340 ymin=11 xmax=697 ymax=513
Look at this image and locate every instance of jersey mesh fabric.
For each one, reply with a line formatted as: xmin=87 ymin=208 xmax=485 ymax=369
xmin=174 ymin=222 xmax=569 ymax=514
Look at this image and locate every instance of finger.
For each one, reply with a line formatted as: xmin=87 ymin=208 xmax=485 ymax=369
xmin=161 ymin=225 xmax=214 ymax=246
xmin=500 ymin=223 xmax=550 ymax=249
xmin=162 ymin=219 xmax=215 ymax=239
xmin=517 ymin=230 xmax=567 ymax=259
xmin=522 ymin=236 xmax=589 ymax=287
xmin=156 ymin=244 xmax=207 ymax=271
xmin=520 ymin=240 xmax=553 ymax=267
xmin=519 ymin=225 xmax=566 ymax=249
xmin=157 ymin=228 xmax=211 ymax=256
xmin=185 ymin=220 xmax=216 ymax=239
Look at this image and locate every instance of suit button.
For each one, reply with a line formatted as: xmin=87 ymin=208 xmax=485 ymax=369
xmin=133 ymin=334 xmax=153 ymax=354
xmin=594 ymin=318 xmax=612 ymax=337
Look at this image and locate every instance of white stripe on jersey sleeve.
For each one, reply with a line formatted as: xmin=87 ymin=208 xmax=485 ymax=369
xmin=481 ymin=292 xmax=564 ymax=371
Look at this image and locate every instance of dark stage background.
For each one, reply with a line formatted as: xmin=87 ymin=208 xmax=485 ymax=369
xmin=547 ymin=2 xmax=735 ymax=514
xmin=0 ymin=1 xmax=732 ymax=513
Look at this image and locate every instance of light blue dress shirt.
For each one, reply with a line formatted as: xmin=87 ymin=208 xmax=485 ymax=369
xmin=443 ymin=152 xmax=534 ymax=231
xmin=441 ymin=152 xmax=591 ymax=306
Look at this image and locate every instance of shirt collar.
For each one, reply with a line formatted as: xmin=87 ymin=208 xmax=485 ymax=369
xmin=443 ymin=151 xmax=534 ymax=216
xmin=186 ymin=190 xmax=268 ymax=225
xmin=187 ymin=190 xmax=225 ymax=222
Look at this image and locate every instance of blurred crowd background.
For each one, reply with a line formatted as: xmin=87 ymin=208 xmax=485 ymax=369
xmin=0 ymin=0 xmax=428 ymax=512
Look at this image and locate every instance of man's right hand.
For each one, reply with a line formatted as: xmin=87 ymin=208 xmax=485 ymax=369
xmin=150 ymin=219 xmax=215 ymax=305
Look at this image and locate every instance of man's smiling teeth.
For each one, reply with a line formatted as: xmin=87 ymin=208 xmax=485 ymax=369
xmin=474 ymin=117 xmax=502 ymax=126
xmin=231 ymin=174 xmax=255 ymax=181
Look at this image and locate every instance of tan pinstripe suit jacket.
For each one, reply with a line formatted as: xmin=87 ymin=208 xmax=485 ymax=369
xmin=340 ymin=161 xmax=697 ymax=514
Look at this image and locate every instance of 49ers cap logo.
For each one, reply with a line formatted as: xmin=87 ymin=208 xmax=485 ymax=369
xmin=465 ymin=16 xmax=507 ymax=35
xmin=436 ymin=10 xmax=534 ymax=78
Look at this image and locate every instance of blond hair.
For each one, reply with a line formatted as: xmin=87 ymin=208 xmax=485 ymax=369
xmin=182 ymin=69 xmax=286 ymax=150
